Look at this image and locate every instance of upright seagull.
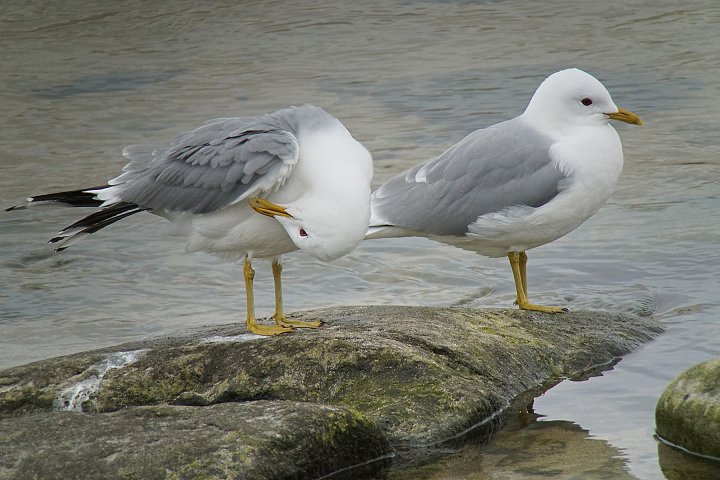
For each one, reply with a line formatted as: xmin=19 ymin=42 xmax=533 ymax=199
xmin=368 ymin=68 xmax=642 ymax=312
xmin=7 ymin=104 xmax=373 ymax=335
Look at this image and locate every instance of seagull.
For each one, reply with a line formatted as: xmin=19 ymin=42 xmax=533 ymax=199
xmin=367 ymin=68 xmax=643 ymax=313
xmin=7 ymin=104 xmax=373 ymax=335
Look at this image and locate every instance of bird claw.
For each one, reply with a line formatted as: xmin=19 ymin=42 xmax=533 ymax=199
xmin=247 ymin=320 xmax=295 ymax=336
xmin=517 ymin=302 xmax=568 ymax=314
xmin=273 ymin=314 xmax=322 ymax=329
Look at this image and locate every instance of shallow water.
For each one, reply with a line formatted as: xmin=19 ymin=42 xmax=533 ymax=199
xmin=2 ymin=1 xmax=720 ymax=478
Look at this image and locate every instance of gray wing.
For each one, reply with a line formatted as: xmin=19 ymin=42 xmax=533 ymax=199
xmin=107 ymin=116 xmax=300 ymax=214
xmin=371 ymin=117 xmax=566 ymax=235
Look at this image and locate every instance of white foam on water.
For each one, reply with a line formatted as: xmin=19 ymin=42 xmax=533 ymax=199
xmin=54 ymin=349 xmax=147 ymax=412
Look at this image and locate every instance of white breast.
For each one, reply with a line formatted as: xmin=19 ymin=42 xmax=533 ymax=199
xmin=466 ymin=124 xmax=624 ymax=257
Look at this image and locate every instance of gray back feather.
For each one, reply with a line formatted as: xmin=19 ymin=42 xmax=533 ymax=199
xmin=371 ymin=117 xmax=565 ymax=235
xmin=110 ymin=104 xmax=335 ymax=213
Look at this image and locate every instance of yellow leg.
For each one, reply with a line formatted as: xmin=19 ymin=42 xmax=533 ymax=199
xmin=508 ymin=252 xmax=567 ymax=313
xmin=244 ymin=258 xmax=294 ymax=336
xmin=519 ymin=251 xmax=528 ymax=297
xmin=271 ymin=260 xmax=322 ymax=329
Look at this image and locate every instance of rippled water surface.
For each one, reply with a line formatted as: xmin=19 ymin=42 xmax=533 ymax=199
xmin=2 ymin=1 xmax=720 ymax=478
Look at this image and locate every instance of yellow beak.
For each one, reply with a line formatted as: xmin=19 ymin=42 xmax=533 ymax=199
xmin=606 ymin=107 xmax=643 ymax=126
xmin=249 ymin=198 xmax=293 ymax=218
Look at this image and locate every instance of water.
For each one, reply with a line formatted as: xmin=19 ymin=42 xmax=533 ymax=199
xmin=53 ymin=349 xmax=147 ymax=412
xmin=1 ymin=1 xmax=720 ymax=478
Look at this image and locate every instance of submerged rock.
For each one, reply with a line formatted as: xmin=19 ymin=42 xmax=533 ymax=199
xmin=655 ymin=357 xmax=720 ymax=460
xmin=0 ymin=306 xmax=662 ymax=478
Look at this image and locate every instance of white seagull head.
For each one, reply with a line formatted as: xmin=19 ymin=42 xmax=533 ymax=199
xmin=274 ymin=200 xmax=368 ymax=263
xmin=252 ymin=123 xmax=373 ymax=263
xmin=523 ymin=68 xmax=643 ymax=132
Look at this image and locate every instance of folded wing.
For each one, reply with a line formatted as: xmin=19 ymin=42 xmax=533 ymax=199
xmin=370 ymin=118 xmax=567 ymax=236
xmin=98 ymin=116 xmax=301 ymax=213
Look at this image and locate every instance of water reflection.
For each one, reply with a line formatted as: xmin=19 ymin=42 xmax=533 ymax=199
xmin=658 ymin=442 xmax=720 ymax=480
xmin=388 ymin=418 xmax=635 ymax=480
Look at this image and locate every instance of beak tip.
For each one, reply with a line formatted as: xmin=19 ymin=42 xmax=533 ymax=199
xmin=607 ymin=108 xmax=643 ymax=126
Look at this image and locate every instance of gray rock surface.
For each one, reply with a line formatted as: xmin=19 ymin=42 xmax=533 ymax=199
xmin=656 ymin=357 xmax=720 ymax=460
xmin=1 ymin=401 xmax=391 ymax=480
xmin=0 ymin=306 xmax=662 ymax=479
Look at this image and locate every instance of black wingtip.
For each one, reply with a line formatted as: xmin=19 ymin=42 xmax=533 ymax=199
xmin=45 ymin=203 xmax=147 ymax=249
xmin=54 ymin=247 xmax=68 ymax=253
xmin=4 ymin=205 xmax=24 ymax=212
xmin=24 ymin=186 xmax=109 ymax=208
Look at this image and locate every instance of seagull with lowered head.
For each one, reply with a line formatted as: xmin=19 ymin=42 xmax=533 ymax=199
xmin=8 ymin=104 xmax=374 ymax=336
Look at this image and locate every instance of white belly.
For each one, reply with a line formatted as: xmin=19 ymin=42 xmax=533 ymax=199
xmin=163 ymin=203 xmax=297 ymax=261
xmin=464 ymin=172 xmax=618 ymax=257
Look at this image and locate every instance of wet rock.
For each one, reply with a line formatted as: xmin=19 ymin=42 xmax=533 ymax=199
xmin=0 ymin=306 xmax=662 ymax=478
xmin=0 ymin=401 xmax=392 ymax=480
xmin=655 ymin=357 xmax=720 ymax=460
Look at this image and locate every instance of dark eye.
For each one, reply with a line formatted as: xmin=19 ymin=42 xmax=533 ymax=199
xmin=581 ymin=98 xmax=593 ymax=106
xmin=299 ymin=228 xmax=308 ymax=237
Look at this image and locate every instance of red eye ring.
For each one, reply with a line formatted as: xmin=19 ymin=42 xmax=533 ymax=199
xmin=299 ymin=228 xmax=308 ymax=237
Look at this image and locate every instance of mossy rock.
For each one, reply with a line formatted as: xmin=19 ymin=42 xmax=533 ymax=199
xmin=0 ymin=401 xmax=392 ymax=480
xmin=656 ymin=357 xmax=720 ymax=459
xmin=0 ymin=306 xmax=662 ymax=479
xmin=1 ymin=306 xmax=661 ymax=448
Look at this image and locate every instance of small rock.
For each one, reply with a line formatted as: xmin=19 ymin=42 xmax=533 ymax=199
xmin=656 ymin=357 xmax=720 ymax=460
